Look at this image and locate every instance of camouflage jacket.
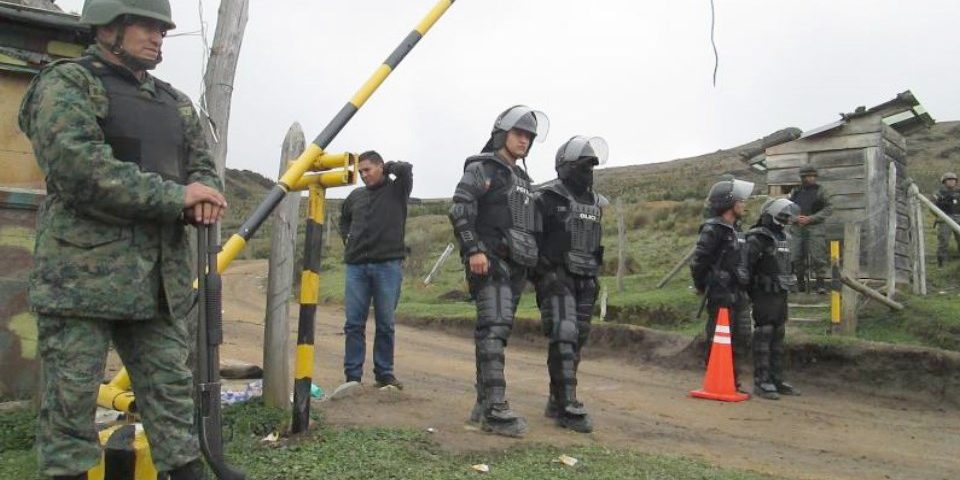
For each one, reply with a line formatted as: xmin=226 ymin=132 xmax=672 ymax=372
xmin=18 ymin=46 xmax=222 ymax=321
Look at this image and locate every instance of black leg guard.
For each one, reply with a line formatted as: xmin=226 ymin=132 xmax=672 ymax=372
xmin=752 ymin=324 xmax=774 ymax=385
xmin=731 ymin=298 xmax=752 ymax=389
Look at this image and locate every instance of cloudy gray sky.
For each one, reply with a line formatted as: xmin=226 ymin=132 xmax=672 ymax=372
xmin=57 ymin=0 xmax=960 ymax=198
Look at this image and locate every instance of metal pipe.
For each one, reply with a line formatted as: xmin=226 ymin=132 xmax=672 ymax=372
xmin=292 ymin=186 xmax=325 ymax=434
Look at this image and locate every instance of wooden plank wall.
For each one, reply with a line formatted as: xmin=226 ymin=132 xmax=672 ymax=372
xmin=763 ymin=115 xmax=912 ymax=283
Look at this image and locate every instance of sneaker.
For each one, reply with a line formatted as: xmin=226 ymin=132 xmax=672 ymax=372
xmin=775 ymin=382 xmax=800 ymax=396
xmin=753 ymin=383 xmax=780 ymax=400
xmin=375 ymin=375 xmax=403 ymax=390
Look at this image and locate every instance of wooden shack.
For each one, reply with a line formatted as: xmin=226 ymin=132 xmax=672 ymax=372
xmin=0 ymin=2 xmax=88 ymax=399
xmin=747 ymin=92 xmax=934 ymax=284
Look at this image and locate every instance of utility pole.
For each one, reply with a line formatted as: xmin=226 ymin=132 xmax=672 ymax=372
xmin=201 ymin=0 xmax=250 ymax=181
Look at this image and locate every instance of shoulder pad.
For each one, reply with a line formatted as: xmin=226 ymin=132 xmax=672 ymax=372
xmin=463 ymin=152 xmax=500 ymax=171
xmin=747 ymin=227 xmax=775 ymax=241
xmin=537 ymin=179 xmax=570 ymax=197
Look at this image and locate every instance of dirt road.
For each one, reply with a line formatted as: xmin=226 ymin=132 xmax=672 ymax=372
xmin=218 ymin=261 xmax=959 ymax=480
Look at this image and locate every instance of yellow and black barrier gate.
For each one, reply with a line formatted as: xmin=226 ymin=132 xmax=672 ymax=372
xmin=95 ymin=0 xmax=457 ymax=446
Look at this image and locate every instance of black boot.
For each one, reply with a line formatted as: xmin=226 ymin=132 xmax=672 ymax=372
xmin=938 ymin=256 xmax=945 ymax=268
xmin=775 ymin=381 xmax=800 ymax=396
xmin=53 ymin=475 xmax=87 ymax=480
xmin=166 ymin=459 xmax=208 ymax=480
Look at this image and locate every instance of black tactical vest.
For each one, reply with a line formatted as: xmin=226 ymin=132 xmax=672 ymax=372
xmin=790 ymin=184 xmax=824 ymax=215
xmin=747 ymin=227 xmax=797 ymax=293
xmin=76 ymin=56 xmax=188 ymax=184
xmin=539 ymin=180 xmax=603 ymax=276
xmin=472 ymin=155 xmax=539 ymax=267
xmin=936 ymin=187 xmax=960 ymax=215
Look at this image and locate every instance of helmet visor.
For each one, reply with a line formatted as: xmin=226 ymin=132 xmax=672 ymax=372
xmin=560 ymin=136 xmax=609 ymax=165
xmin=496 ymin=106 xmax=550 ymax=143
xmin=766 ymin=198 xmax=799 ymax=224
xmin=731 ymin=179 xmax=755 ymax=201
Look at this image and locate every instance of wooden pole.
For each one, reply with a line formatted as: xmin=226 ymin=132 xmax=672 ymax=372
xmin=908 ymin=183 xmax=921 ymax=295
xmin=200 ymin=0 xmax=250 ymax=181
xmin=839 ymin=223 xmax=861 ymax=336
xmin=423 ymin=243 xmax=455 ymax=286
xmin=262 ymin=124 xmax=305 ymax=410
xmin=656 ymin=245 xmax=696 ymax=289
xmin=885 ymin=162 xmax=897 ymax=300
xmin=616 ymin=198 xmax=626 ymax=292
xmin=911 ymin=185 xmax=928 ymax=296
xmin=841 ymin=273 xmax=904 ymax=311
xmin=829 ymin=240 xmax=841 ymax=326
xmin=915 ymin=190 xmax=960 ymax=236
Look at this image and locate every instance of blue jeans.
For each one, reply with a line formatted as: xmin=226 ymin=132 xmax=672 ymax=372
xmin=343 ymin=260 xmax=403 ymax=381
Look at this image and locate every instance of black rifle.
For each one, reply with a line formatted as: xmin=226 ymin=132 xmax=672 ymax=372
xmin=196 ymin=224 xmax=246 ymax=480
xmin=696 ymin=285 xmax=710 ymax=319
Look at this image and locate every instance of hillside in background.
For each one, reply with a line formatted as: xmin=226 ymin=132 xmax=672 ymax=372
xmin=224 ymin=119 xmax=959 ymax=213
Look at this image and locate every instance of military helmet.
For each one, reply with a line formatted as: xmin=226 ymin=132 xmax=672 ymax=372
xmin=555 ymin=136 xmax=609 ymax=168
xmin=81 ymin=0 xmax=176 ymax=30
xmin=799 ymin=165 xmax=818 ymax=177
xmin=761 ymin=198 xmax=800 ymax=226
xmin=707 ymin=178 xmax=754 ymax=214
xmin=941 ymin=172 xmax=958 ymax=183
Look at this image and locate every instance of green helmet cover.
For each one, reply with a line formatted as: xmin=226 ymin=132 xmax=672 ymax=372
xmin=941 ymin=172 xmax=958 ymax=183
xmin=81 ymin=0 xmax=176 ymax=30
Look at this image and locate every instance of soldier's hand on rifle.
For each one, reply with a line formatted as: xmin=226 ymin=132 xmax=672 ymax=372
xmin=469 ymin=252 xmax=489 ymax=275
xmin=183 ymin=182 xmax=228 ymax=225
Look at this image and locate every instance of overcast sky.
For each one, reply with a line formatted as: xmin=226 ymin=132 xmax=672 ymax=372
xmin=56 ymin=0 xmax=960 ymax=198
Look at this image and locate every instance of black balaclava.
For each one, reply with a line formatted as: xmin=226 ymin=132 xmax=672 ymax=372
xmin=559 ymin=158 xmax=597 ymax=198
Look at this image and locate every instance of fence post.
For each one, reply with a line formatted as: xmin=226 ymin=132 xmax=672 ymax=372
xmin=262 ymin=123 xmax=304 ymax=410
xmin=840 ymin=223 xmax=861 ymax=336
xmin=616 ymin=198 xmax=626 ymax=292
xmin=885 ymin=162 xmax=897 ymax=300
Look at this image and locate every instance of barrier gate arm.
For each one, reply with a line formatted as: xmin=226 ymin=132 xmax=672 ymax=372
xmin=99 ymin=0 xmax=457 ymax=413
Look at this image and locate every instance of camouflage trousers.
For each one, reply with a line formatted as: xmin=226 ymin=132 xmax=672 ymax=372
xmin=937 ymin=215 xmax=960 ymax=260
xmin=36 ymin=313 xmax=200 ymax=476
xmin=790 ymin=224 xmax=828 ymax=279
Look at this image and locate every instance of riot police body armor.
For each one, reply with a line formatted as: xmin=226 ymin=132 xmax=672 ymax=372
xmin=448 ymin=105 xmax=549 ymax=438
xmin=739 ymin=198 xmax=801 ymax=399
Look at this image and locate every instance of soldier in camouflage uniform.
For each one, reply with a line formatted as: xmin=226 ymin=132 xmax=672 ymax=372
xmin=933 ymin=172 xmax=960 ymax=267
xmin=18 ymin=1 xmax=227 ymax=479
xmin=788 ymin=165 xmax=833 ymax=294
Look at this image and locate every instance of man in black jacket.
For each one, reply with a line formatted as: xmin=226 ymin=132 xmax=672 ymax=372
xmin=449 ymin=105 xmax=549 ymax=437
xmin=339 ymin=151 xmax=412 ymax=389
xmin=690 ymin=178 xmax=754 ymax=391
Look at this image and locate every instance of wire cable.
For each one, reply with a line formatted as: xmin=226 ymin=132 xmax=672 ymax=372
xmin=710 ymin=0 xmax=719 ymax=87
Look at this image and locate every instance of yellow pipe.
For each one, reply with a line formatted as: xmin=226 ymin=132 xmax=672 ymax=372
xmin=97 ymin=382 xmax=136 ymax=413
xmin=315 ymin=152 xmax=351 ymax=171
xmin=310 ymin=185 xmax=326 ymax=224
xmin=830 ymin=240 xmax=841 ymax=324
xmin=279 ymin=143 xmax=325 ymax=188
xmin=300 ymin=270 xmax=320 ymax=305
xmin=350 ymin=64 xmax=393 ymax=109
xmin=294 ymin=344 xmax=315 ymax=380
xmin=415 ymin=0 xmax=455 ymax=35
xmin=290 ymin=170 xmax=354 ymax=191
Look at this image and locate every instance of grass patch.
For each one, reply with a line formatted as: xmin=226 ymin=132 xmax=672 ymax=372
xmin=0 ymin=404 xmax=776 ymax=480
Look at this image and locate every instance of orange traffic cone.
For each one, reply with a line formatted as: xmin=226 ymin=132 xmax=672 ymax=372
xmin=690 ymin=307 xmax=749 ymax=402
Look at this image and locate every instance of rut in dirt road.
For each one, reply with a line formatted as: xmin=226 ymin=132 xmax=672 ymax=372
xmin=219 ymin=261 xmax=960 ymax=480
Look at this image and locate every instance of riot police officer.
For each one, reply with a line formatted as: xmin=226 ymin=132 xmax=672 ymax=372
xmin=532 ymin=136 xmax=609 ymax=433
xmin=933 ymin=172 xmax=960 ymax=267
xmin=690 ymin=178 xmax=754 ymax=390
xmin=449 ymin=105 xmax=549 ymax=437
xmin=738 ymin=198 xmax=801 ymax=400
